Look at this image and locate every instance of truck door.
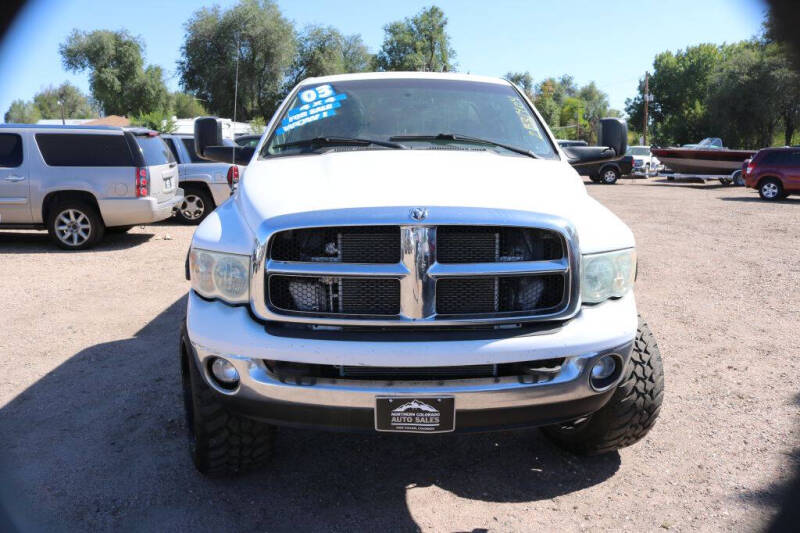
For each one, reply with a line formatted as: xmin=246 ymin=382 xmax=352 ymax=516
xmin=0 ymin=132 xmax=32 ymax=224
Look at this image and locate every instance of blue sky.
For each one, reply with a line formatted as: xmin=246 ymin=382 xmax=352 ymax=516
xmin=0 ymin=0 xmax=767 ymax=121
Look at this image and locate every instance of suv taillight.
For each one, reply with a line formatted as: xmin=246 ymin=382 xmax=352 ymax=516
xmin=227 ymin=165 xmax=239 ymax=187
xmin=136 ymin=168 xmax=149 ymax=197
xmin=746 ymin=161 xmax=755 ymax=175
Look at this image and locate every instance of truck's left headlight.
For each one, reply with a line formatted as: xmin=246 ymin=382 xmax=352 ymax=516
xmin=581 ymin=248 xmax=636 ymax=304
xmin=189 ymin=248 xmax=250 ymax=304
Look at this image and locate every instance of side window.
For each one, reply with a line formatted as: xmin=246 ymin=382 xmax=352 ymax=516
xmin=0 ymin=133 xmax=23 ymax=167
xmin=36 ymin=133 xmax=134 ymax=166
xmin=164 ymin=138 xmax=181 ymax=161
xmin=180 ymin=138 xmax=204 ymax=163
xmin=761 ymin=151 xmax=786 ymax=165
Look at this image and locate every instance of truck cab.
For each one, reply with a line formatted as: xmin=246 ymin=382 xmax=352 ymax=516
xmin=180 ymin=73 xmax=664 ymax=475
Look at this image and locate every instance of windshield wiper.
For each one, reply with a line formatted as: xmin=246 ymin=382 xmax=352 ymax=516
xmin=389 ymin=133 xmax=540 ymax=159
xmin=272 ymin=136 xmax=407 ymax=151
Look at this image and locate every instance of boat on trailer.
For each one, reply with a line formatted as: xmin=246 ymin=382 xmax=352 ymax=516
xmin=651 ymin=138 xmax=756 ymax=175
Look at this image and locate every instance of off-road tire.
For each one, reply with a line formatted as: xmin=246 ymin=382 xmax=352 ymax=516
xmin=542 ymin=316 xmax=664 ymax=455
xmin=176 ymin=184 xmax=214 ymax=225
xmin=46 ymin=200 xmax=105 ymax=250
xmin=181 ymin=339 xmax=274 ymax=475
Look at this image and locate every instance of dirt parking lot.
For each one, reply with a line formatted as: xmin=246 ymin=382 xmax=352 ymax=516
xmin=0 ymin=177 xmax=798 ymax=532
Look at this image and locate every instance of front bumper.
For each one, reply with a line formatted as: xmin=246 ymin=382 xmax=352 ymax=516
xmin=100 ymin=189 xmax=184 ymax=227
xmin=184 ymin=292 xmax=638 ymax=432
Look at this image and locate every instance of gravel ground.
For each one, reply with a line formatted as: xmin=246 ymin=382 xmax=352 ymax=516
xmin=0 ymin=177 xmax=798 ymax=532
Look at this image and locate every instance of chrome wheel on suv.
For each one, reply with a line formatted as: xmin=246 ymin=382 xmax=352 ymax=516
xmin=46 ymin=201 xmax=104 ymax=250
xmin=601 ymin=168 xmax=619 ymax=184
xmin=758 ymin=179 xmax=783 ymax=201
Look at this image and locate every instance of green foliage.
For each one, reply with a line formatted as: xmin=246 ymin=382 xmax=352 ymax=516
xmin=33 ymin=82 xmax=96 ymax=119
xmin=130 ymin=110 xmax=176 ymax=133
xmin=178 ymin=0 xmax=296 ymax=122
xmin=60 ymin=29 xmax=169 ymax=116
xmin=288 ymin=25 xmax=371 ymax=87
xmin=374 ymin=6 xmax=456 ymax=72
xmin=249 ymin=116 xmax=266 ymax=134
xmin=172 ymin=92 xmax=207 ymax=118
xmin=625 ymin=36 xmax=800 ymax=148
xmin=4 ymin=99 xmax=41 ymax=123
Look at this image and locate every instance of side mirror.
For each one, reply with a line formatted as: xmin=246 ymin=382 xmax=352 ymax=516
xmin=561 ymin=117 xmax=628 ymax=165
xmin=194 ymin=117 xmax=255 ymax=166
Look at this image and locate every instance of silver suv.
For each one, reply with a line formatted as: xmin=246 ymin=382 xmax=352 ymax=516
xmin=0 ymin=124 xmax=183 ymax=249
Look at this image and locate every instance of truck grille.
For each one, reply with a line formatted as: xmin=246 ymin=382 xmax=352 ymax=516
xmin=270 ymin=226 xmax=400 ymax=263
xmin=437 ymin=226 xmax=563 ymax=263
xmin=269 ymin=276 xmax=400 ymax=315
xmin=436 ymin=275 xmax=565 ymax=315
xmin=263 ymin=221 xmax=574 ymax=325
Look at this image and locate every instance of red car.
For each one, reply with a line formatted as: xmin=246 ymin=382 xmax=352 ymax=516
xmin=743 ymin=147 xmax=800 ymax=201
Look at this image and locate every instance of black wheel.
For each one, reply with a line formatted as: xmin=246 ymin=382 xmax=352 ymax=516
xmin=758 ymin=178 xmax=783 ymax=201
xmin=176 ymin=185 xmax=214 ymax=225
xmin=181 ymin=336 xmax=274 ymax=475
xmin=47 ymin=201 xmax=105 ymax=250
xmin=107 ymin=225 xmax=134 ymax=234
xmin=600 ymin=167 xmax=620 ymax=184
xmin=542 ymin=316 xmax=664 ymax=455
xmin=719 ymin=178 xmax=733 ymax=186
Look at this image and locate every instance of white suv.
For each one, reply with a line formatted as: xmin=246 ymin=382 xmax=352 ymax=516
xmin=180 ymin=73 xmax=664 ymax=475
xmin=0 ymin=125 xmax=183 ymax=249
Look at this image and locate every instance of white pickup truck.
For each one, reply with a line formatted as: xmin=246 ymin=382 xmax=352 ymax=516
xmin=161 ymin=134 xmax=240 ymax=224
xmin=180 ymin=73 xmax=664 ymax=475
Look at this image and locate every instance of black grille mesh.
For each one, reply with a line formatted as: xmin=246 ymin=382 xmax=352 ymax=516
xmin=270 ymin=227 xmax=399 ymax=263
xmin=437 ymin=275 xmax=564 ymax=315
xmin=437 ymin=226 xmax=563 ymax=263
xmin=269 ymin=275 xmax=400 ymax=315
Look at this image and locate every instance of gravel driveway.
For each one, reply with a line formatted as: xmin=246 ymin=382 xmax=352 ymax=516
xmin=0 ymin=178 xmax=798 ymax=532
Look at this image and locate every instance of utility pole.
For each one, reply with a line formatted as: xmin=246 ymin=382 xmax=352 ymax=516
xmin=643 ymin=71 xmax=649 ymax=146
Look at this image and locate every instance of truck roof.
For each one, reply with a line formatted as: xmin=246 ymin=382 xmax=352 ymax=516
xmin=298 ymin=71 xmax=511 ymax=87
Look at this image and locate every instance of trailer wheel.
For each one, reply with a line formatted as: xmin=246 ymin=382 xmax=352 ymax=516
xmin=719 ymin=177 xmax=733 ymax=186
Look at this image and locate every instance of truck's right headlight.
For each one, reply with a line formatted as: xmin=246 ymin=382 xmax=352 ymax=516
xmin=581 ymin=248 xmax=636 ymax=304
xmin=189 ymin=248 xmax=250 ymax=304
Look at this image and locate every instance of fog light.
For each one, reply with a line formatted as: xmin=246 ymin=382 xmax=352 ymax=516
xmin=589 ymin=354 xmax=619 ymax=391
xmin=210 ymin=357 xmax=240 ymax=387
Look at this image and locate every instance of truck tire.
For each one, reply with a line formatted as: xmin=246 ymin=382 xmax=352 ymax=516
xmin=600 ymin=167 xmax=620 ymax=184
xmin=176 ymin=184 xmax=214 ymax=225
xmin=47 ymin=200 xmax=105 ymax=250
xmin=182 ymin=339 xmax=274 ymax=475
xmin=542 ymin=316 xmax=664 ymax=455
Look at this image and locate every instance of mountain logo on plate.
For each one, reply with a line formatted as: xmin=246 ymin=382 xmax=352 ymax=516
xmin=390 ymin=399 xmax=440 ymax=429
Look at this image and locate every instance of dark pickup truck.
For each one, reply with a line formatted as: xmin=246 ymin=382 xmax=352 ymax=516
xmin=557 ymin=140 xmax=634 ymax=184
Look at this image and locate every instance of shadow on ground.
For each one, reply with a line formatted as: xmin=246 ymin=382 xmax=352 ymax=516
xmin=0 ymin=230 xmax=154 ymax=253
xmin=740 ymin=392 xmax=800 ymax=533
xmin=0 ymin=296 xmax=620 ymax=532
xmin=646 ymin=178 xmax=733 ymax=190
xmin=719 ymin=196 xmax=800 ymax=204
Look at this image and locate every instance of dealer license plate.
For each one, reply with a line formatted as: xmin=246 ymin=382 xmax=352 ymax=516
xmin=375 ymin=397 xmax=455 ymax=433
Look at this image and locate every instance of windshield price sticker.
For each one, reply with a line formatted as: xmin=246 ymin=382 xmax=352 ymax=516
xmin=276 ymin=84 xmax=347 ymax=135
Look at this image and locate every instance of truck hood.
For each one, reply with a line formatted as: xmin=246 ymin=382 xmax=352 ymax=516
xmin=221 ymin=150 xmax=634 ymax=254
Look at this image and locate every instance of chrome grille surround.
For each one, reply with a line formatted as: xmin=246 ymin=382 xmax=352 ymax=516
xmin=249 ymin=206 xmax=581 ymax=326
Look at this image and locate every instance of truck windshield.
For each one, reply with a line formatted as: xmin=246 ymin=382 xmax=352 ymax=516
xmin=262 ymin=78 xmax=557 ymax=159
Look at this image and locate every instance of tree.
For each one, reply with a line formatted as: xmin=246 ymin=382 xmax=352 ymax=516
xmin=172 ymin=92 xmax=207 ymax=118
xmin=60 ymin=29 xmax=169 ymax=116
xmin=374 ymin=6 xmax=456 ymax=72
xmin=504 ymin=71 xmax=535 ymax=99
xmin=130 ymin=110 xmax=176 ymax=134
xmin=33 ymin=82 xmax=96 ymax=120
xmin=178 ymin=0 xmax=296 ymax=121
xmin=287 ymin=25 xmax=371 ymax=87
xmin=4 ymin=100 xmax=41 ymax=123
